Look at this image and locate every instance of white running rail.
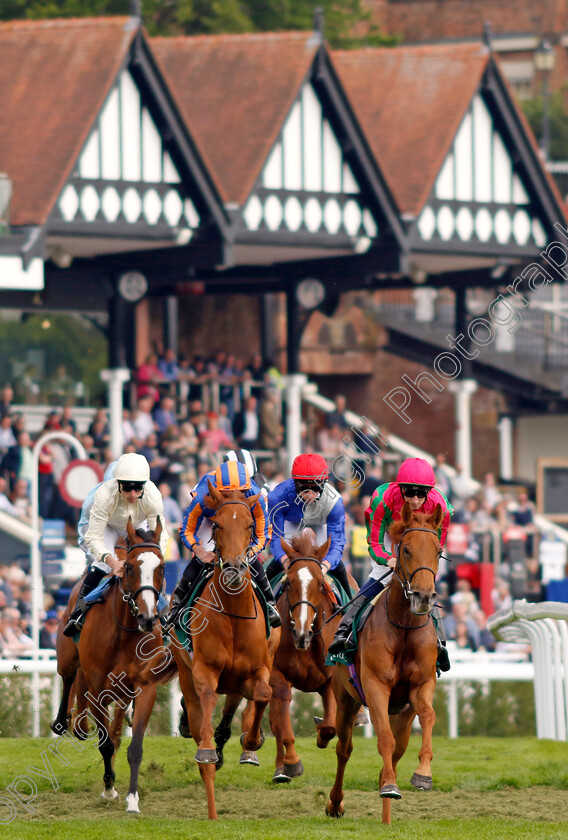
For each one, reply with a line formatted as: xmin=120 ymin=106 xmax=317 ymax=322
xmin=488 ymin=600 xmax=568 ymax=740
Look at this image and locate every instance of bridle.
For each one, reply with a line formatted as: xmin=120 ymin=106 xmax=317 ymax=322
xmin=210 ymin=498 xmax=255 ymax=568
xmin=115 ymin=538 xmax=164 ymax=632
xmin=386 ymin=525 xmax=440 ymax=630
xmin=282 ymin=556 xmax=330 ymax=635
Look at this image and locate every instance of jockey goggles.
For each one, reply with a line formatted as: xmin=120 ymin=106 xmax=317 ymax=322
xmin=118 ymin=480 xmax=146 ymax=493
xmin=399 ymin=484 xmax=430 ymax=500
xmin=294 ymin=478 xmax=325 ymax=498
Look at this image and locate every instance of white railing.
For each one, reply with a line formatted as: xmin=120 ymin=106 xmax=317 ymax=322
xmin=488 ymin=600 xmax=568 ymax=740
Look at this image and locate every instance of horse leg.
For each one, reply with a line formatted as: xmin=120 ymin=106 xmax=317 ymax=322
xmin=237 ymin=699 xmax=260 ymax=767
xmin=214 ymin=692 xmax=241 ymax=770
xmin=182 ymin=668 xmax=218 ymax=821
xmin=191 ymin=662 xmax=220 ymax=766
xmin=72 ymin=669 xmax=89 ymax=741
xmin=326 ymin=675 xmax=361 ymax=818
xmin=316 ymin=680 xmax=337 ymax=748
xmin=364 ymin=676 xmax=400 ymax=821
xmin=239 ymin=667 xmax=272 ymax=755
xmin=267 ymin=675 xmax=301 ymax=781
xmin=409 ymin=680 xmax=436 ymax=790
xmin=51 ymin=674 xmax=75 ymax=734
xmin=125 ymin=684 xmax=157 ymax=814
xmin=90 ymin=706 xmax=118 ymax=801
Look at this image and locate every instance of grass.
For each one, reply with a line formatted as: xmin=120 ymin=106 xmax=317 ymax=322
xmin=0 ymin=735 xmax=567 ymax=838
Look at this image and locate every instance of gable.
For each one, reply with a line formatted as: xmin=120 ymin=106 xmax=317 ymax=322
xmin=415 ymin=93 xmax=548 ymax=250
xmin=243 ymin=81 xmax=378 ymax=240
xmin=55 ymin=68 xmax=199 ymax=235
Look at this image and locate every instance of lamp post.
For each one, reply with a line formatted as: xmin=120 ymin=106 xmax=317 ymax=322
xmin=534 ymin=39 xmax=556 ymax=161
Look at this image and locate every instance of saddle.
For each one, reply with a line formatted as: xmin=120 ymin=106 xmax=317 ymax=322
xmin=326 ymin=587 xmax=388 ymax=667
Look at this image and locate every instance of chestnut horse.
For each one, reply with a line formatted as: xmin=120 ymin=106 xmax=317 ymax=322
xmin=171 ymin=480 xmax=279 ymax=820
xmin=326 ymin=503 xmax=443 ymax=825
xmin=269 ymin=532 xmax=359 ymax=783
xmin=52 ymin=518 xmax=167 ymax=814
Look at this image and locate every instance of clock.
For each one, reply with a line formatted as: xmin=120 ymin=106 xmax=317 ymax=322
xmin=117 ymin=271 xmax=148 ymax=302
xmin=296 ymin=278 xmax=325 ymax=309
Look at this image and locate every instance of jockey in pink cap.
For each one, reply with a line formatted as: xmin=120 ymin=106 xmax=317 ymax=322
xmin=328 ymin=457 xmax=453 ymax=671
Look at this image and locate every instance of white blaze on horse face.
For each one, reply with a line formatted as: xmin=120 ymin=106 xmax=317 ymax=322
xmin=138 ymin=551 xmax=161 ymax=615
xmin=297 ymin=566 xmax=313 ymax=633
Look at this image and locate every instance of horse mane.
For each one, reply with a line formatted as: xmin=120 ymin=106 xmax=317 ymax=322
xmin=388 ymin=510 xmax=432 ymax=544
xmin=133 ymin=526 xmax=154 ymax=542
xmin=290 ymin=531 xmax=316 ymax=557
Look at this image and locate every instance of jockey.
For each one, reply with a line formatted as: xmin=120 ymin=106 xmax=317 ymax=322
xmin=328 ymin=457 xmax=453 ymax=671
xmin=164 ymin=459 xmax=281 ymax=628
xmin=63 ymin=452 xmax=169 ymax=637
xmin=223 ymin=448 xmax=270 ymax=498
xmin=266 ymin=453 xmax=351 ymax=598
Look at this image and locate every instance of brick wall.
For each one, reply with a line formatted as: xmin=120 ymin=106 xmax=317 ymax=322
xmin=370 ymin=0 xmax=567 ymax=43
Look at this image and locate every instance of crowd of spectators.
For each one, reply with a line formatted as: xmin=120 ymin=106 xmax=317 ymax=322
xmin=0 ymin=364 xmax=563 ymax=659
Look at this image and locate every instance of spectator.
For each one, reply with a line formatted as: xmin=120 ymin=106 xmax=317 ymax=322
xmin=449 ymin=464 xmax=472 ymax=514
xmin=187 ymin=356 xmax=210 ymax=403
xmin=136 ymin=353 xmax=163 ymax=403
xmin=39 ymin=610 xmax=59 ymax=649
xmin=258 ymin=387 xmax=283 ymax=451
xmin=444 ymin=600 xmax=481 ymax=650
xmin=471 ymin=608 xmax=496 ymax=651
xmin=232 ymin=396 xmax=259 ymax=449
xmin=480 ymin=471 xmax=502 ymax=513
xmin=188 ymin=400 xmax=206 ymax=436
xmin=1 ymin=607 xmax=33 ymax=656
xmin=217 ymin=403 xmax=234 ymax=442
xmin=198 ymin=412 xmax=232 ymax=454
xmin=326 ymin=394 xmax=349 ymax=431
xmin=434 ymin=453 xmax=452 ymax=500
xmin=159 ymin=481 xmax=183 ymax=530
xmin=0 ymin=476 xmax=23 ymax=518
xmin=9 ymin=477 xmax=31 ymax=520
xmin=454 ymin=619 xmax=478 ymax=651
xmin=0 ymin=385 xmax=14 ymax=419
xmin=88 ymin=408 xmax=110 ymax=451
xmin=138 ymin=432 xmax=169 ymax=484
xmin=153 ymin=396 xmax=178 ymax=436
xmin=121 ymin=408 xmax=137 ymax=448
xmin=0 ymin=414 xmax=16 ymax=455
xmin=491 ymin=577 xmax=513 ymax=613
xmin=158 ymin=348 xmax=180 ymax=382
xmin=132 ymin=396 xmax=156 ymax=444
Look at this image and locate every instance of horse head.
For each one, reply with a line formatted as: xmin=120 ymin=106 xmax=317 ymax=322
xmin=280 ymin=530 xmax=331 ymax=650
xmin=205 ymin=479 xmax=259 ymax=589
xmin=389 ymin=503 xmax=442 ymax=616
xmin=124 ymin=516 xmax=165 ymax=632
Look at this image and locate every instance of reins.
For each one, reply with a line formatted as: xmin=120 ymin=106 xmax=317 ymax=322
xmin=386 ymin=525 xmax=440 ymax=631
xmin=281 ymin=556 xmax=332 ymax=636
xmin=207 ymin=497 xmax=259 ymax=620
xmin=113 ymin=537 xmax=163 ymax=632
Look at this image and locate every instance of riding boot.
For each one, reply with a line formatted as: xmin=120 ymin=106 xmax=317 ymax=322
xmin=327 ymin=592 xmax=369 ymax=654
xmin=433 ymin=610 xmax=451 ymax=672
xmin=328 ymin=561 xmax=352 ymax=602
xmin=162 ymin=555 xmax=205 ymax=630
xmin=63 ymin=567 xmax=106 ymax=637
xmin=250 ymin=557 xmax=281 ymax=628
xmin=265 ymin=557 xmax=283 ymax=584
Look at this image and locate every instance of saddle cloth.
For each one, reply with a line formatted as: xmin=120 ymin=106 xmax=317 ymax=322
xmin=325 ymin=587 xmax=387 ymax=667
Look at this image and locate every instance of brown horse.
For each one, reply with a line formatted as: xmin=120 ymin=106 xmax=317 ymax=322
xmin=269 ymin=532 xmax=359 ymax=783
xmin=171 ymin=479 xmax=279 ymax=820
xmin=52 ymin=517 xmax=167 ymax=813
xmin=326 ymin=502 xmax=443 ymax=825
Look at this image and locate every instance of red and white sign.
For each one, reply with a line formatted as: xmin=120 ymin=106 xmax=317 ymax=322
xmin=59 ymin=459 xmax=104 ymax=508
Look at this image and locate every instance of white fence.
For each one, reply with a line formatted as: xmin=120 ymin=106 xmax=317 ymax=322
xmin=487 ymin=599 xmax=568 ymax=740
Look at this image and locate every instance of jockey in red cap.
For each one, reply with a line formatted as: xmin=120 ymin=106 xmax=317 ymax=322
xmin=328 ymin=457 xmax=453 ymax=671
xmin=266 ymin=453 xmax=352 ymax=599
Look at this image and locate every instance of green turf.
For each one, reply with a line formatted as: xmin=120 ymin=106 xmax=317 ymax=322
xmin=0 ymin=735 xmax=567 ymax=837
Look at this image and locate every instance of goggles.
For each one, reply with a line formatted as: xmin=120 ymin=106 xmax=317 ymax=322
xmin=294 ymin=479 xmax=324 ymax=497
xmin=399 ymin=484 xmax=430 ymax=500
xmin=119 ymin=481 xmax=146 ymax=493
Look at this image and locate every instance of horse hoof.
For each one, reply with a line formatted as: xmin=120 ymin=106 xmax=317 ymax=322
xmin=239 ymin=751 xmax=260 ymax=766
xmin=411 ymin=772 xmax=433 ymax=790
xmin=50 ymin=718 xmax=68 ymax=735
xmin=354 ymin=710 xmax=369 ymax=727
xmin=239 ymin=728 xmax=265 ymax=751
xmin=125 ymin=792 xmax=140 ymax=814
xmin=215 ymin=750 xmax=224 ymax=771
xmin=195 ymin=748 xmax=219 ymax=764
xmin=100 ymin=788 xmax=119 ymax=801
xmin=380 ymin=784 xmax=401 ymax=800
xmin=283 ymin=760 xmax=304 ymax=778
xmin=325 ymin=801 xmax=344 ymax=818
xmin=273 ymin=767 xmax=292 ymax=783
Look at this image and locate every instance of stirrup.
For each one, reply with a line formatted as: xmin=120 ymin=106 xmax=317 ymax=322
xmin=63 ymin=611 xmax=84 ymax=637
xmin=267 ymin=604 xmax=281 ymax=628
